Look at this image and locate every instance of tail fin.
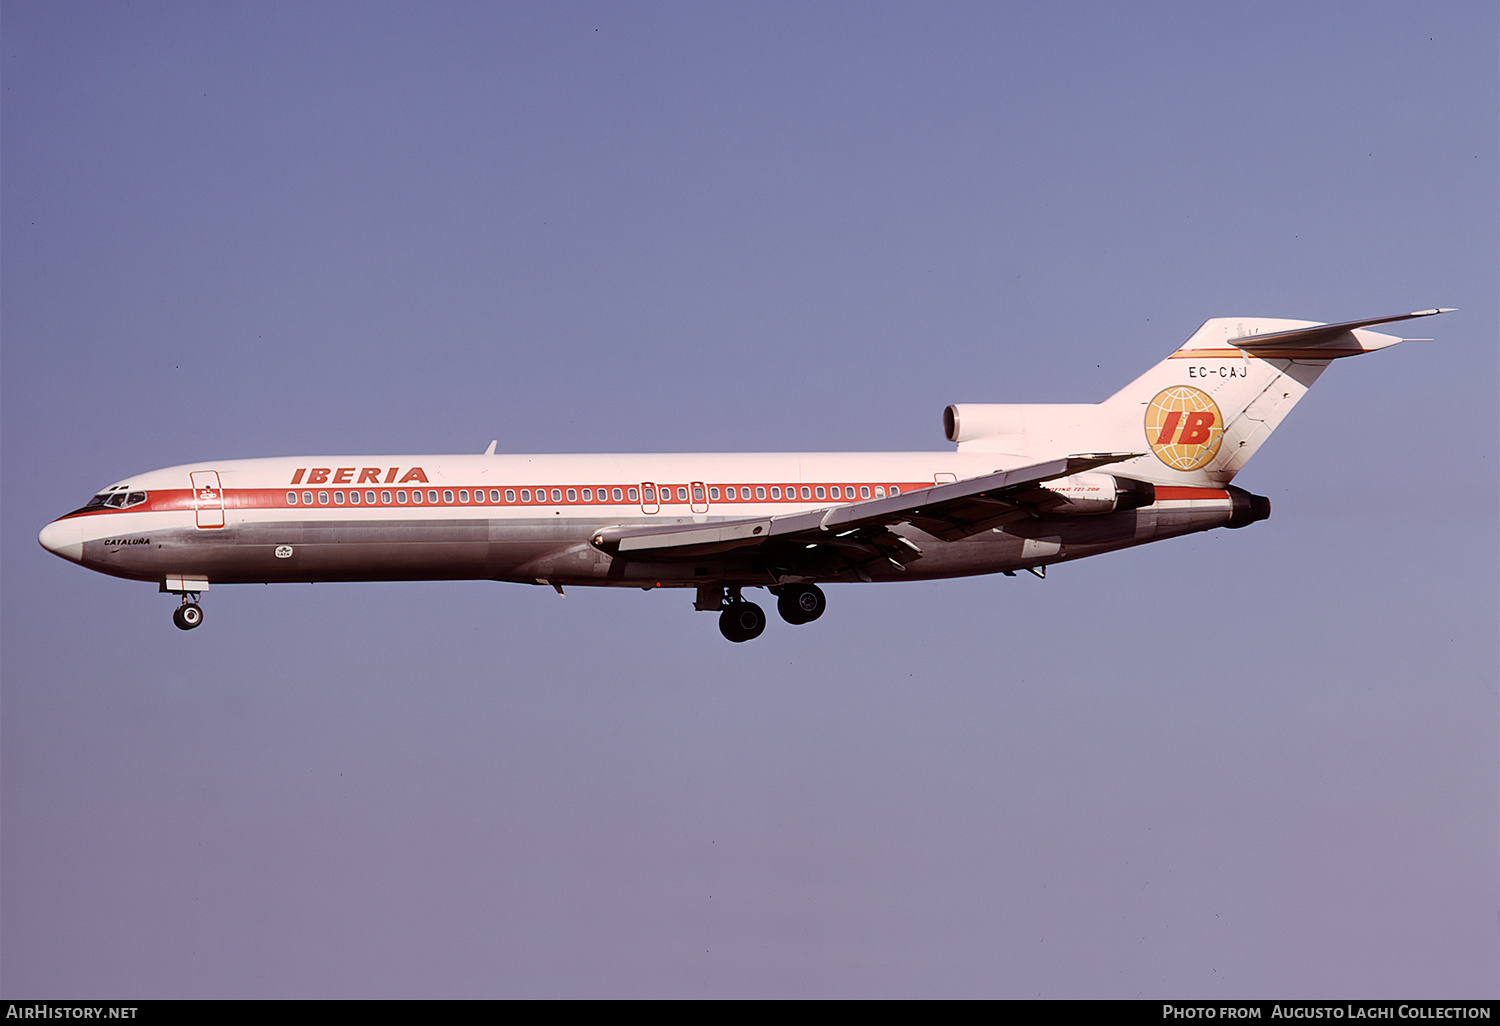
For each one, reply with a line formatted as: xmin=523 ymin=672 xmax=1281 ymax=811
xmin=947 ymin=309 xmax=1451 ymax=485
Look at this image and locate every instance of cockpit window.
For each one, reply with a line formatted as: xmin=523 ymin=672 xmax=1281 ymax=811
xmin=84 ymin=487 xmax=147 ymax=510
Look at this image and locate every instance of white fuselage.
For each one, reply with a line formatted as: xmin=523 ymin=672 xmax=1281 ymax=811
xmin=39 ymin=449 xmax=1243 ymax=593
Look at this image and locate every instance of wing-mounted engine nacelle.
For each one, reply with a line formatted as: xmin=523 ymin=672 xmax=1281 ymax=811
xmin=1039 ymin=473 xmax=1156 ymax=515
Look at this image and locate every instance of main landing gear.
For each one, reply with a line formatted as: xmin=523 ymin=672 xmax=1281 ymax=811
xmin=775 ymin=584 xmax=826 ymax=626
xmin=718 ymin=600 xmax=766 ymax=643
xmin=708 ymin=584 xmax=827 ymax=642
xmin=172 ymin=595 xmax=204 ymax=631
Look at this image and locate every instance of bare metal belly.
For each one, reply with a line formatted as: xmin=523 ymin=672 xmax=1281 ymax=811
xmin=77 ymin=504 xmax=1232 ymax=589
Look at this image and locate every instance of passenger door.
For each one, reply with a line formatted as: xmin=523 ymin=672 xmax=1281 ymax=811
xmin=190 ymin=471 xmax=225 ymax=529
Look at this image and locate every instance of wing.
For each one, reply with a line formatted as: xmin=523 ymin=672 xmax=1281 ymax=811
xmin=590 ymin=453 xmax=1141 ymax=575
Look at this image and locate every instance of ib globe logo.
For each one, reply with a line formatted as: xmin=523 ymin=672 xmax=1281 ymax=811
xmin=1144 ymin=385 xmax=1223 ymax=471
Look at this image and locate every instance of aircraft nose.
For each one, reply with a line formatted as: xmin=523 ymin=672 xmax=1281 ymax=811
xmin=38 ymin=518 xmax=84 ymax=562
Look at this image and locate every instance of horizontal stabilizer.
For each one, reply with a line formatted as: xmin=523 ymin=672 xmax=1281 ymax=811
xmin=1230 ymin=308 xmax=1454 ymax=352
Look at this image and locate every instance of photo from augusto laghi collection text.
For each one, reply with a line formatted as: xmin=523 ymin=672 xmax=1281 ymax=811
xmin=1162 ymin=1006 xmax=1493 ymax=1020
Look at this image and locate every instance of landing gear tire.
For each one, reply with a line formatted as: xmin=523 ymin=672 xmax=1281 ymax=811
xmin=718 ymin=602 xmax=766 ymax=643
xmin=776 ymin=584 xmax=826 ymax=625
xmin=173 ymin=603 xmax=203 ymax=631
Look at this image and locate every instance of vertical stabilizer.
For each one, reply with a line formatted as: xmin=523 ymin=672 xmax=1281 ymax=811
xmin=947 ymin=310 xmax=1448 ymax=485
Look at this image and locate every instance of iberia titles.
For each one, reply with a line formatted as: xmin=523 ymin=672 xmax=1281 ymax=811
xmin=290 ymin=467 xmax=429 ymax=486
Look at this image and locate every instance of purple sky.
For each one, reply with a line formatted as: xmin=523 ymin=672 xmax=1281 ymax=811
xmin=3 ymin=1 xmax=1496 ymax=998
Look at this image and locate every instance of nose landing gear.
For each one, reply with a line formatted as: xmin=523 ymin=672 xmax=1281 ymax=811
xmin=172 ymin=596 xmax=204 ymax=630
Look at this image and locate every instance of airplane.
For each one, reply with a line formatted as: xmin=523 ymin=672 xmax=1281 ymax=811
xmin=38 ymin=309 xmax=1450 ymax=642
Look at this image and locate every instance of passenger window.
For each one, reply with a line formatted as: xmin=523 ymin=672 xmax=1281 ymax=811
xmin=874 ymin=486 xmax=885 ymax=498
xmin=677 ymin=486 xmax=687 ymax=501
xmin=303 ymin=492 xmax=314 ymax=505
xmin=628 ymin=488 xmax=638 ymax=501
xmin=815 ymin=486 xmax=825 ymax=499
xmin=381 ymin=491 xmax=391 ymax=504
xmin=567 ymin=488 xmax=577 ymax=502
xmin=520 ymin=489 xmax=530 ymax=502
xmin=582 ymin=488 xmax=592 ymax=502
xmin=394 ymin=491 xmax=404 ymax=503
xmin=890 ymin=486 xmax=899 ymax=496
xmin=505 ymin=489 xmax=515 ymax=502
xmin=490 ymin=490 xmax=500 ymax=502
xmin=831 ymin=486 xmax=841 ymax=499
xmin=613 ymin=487 xmax=624 ymax=501
xmin=334 ymin=491 xmax=345 ymax=504
xmin=443 ymin=490 xmax=453 ymax=503
xmin=429 ymin=490 xmax=440 ymax=503
xmin=756 ymin=486 xmax=766 ymax=500
xmin=318 ymin=491 xmax=328 ymax=504
xmin=459 ymin=490 xmax=468 ymax=502
xmin=350 ymin=491 xmax=361 ymax=504
xmin=726 ymin=486 xmax=736 ymax=499
xmin=709 ymin=487 xmax=719 ymax=500
xmin=643 ymin=485 xmax=655 ymax=502
xmin=860 ymin=486 xmax=870 ymax=498
xmin=770 ymin=487 xmax=780 ymax=499
xmin=550 ymin=488 xmax=561 ymax=503
xmin=287 ymin=492 xmax=297 ymax=504
xmin=800 ymin=486 xmax=811 ymax=499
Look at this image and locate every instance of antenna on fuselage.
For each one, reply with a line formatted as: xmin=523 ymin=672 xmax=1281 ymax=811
xmin=484 ymin=440 xmax=497 ymax=456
